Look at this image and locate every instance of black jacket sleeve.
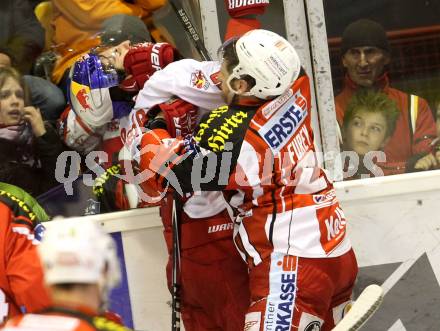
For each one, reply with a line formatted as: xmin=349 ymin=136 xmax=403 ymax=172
xmin=34 ymin=122 xmax=64 ymax=189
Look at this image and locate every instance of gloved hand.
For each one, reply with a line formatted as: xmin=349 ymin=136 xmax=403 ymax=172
xmin=138 ymin=129 xmax=186 ymax=202
xmin=224 ymin=0 xmax=269 ymax=17
xmin=223 ymin=0 xmax=269 ymax=39
xmin=147 ymin=98 xmax=198 ymax=138
xmin=120 ymin=42 xmax=177 ymax=93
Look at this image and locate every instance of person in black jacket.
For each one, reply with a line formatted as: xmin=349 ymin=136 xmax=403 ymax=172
xmin=0 ymin=66 xmax=63 ymax=196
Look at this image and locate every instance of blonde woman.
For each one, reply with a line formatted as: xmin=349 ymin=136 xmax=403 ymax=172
xmin=0 ymin=67 xmax=63 ymax=196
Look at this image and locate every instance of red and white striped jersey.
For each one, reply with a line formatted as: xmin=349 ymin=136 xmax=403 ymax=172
xmin=228 ymin=75 xmax=351 ymax=265
xmin=0 ymin=197 xmax=50 ymax=324
xmin=140 ymin=72 xmax=351 ymax=267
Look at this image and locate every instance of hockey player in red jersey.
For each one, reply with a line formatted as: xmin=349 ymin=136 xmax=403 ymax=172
xmin=0 ymin=183 xmax=51 ymax=325
xmin=138 ymin=29 xmax=358 ymax=331
xmin=2 ymin=218 xmax=131 ymax=331
xmin=60 ymin=38 xmax=251 ymax=330
xmin=120 ymin=55 xmax=252 ymax=331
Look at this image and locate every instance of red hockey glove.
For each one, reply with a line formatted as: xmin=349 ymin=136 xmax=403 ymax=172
xmin=138 ymin=129 xmax=185 ymax=202
xmin=224 ymin=0 xmax=269 ymax=18
xmin=147 ymin=98 xmax=198 ymax=138
xmin=120 ymin=42 xmax=177 ymax=92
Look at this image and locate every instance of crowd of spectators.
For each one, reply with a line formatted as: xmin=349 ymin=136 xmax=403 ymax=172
xmin=336 ymin=18 xmax=440 ymax=179
xmin=0 ymin=2 xmax=438 ymax=204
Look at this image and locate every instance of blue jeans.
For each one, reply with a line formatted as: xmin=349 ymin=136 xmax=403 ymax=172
xmin=23 ymin=75 xmax=66 ymax=121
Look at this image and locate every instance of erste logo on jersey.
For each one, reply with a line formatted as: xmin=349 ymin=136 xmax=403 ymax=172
xmin=259 ymin=90 xmax=308 ymax=152
xmin=191 ymin=70 xmax=210 ymax=90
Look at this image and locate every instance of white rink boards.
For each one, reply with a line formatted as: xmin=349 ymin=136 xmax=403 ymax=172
xmin=66 ymin=170 xmax=440 ymax=330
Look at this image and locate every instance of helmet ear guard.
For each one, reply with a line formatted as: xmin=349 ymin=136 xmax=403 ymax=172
xmin=228 ymin=29 xmax=301 ymax=100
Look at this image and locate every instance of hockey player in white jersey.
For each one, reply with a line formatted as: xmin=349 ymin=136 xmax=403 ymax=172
xmin=122 ymin=57 xmax=252 ymax=331
xmin=57 ymin=40 xmax=179 ymax=210
xmin=62 ymin=1 xmax=271 ymax=327
xmin=62 ymin=41 xmax=251 ymax=329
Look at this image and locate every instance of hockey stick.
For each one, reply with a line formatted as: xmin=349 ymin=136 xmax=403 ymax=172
xmin=168 ymin=0 xmax=213 ymax=61
xmin=171 ymin=197 xmax=181 ymax=331
xmin=332 ymin=284 xmax=384 ymax=331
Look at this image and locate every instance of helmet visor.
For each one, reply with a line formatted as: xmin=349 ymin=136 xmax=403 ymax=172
xmin=217 ymin=37 xmax=239 ymax=61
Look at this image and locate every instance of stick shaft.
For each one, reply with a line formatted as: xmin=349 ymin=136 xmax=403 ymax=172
xmin=169 ymin=0 xmax=212 ymax=61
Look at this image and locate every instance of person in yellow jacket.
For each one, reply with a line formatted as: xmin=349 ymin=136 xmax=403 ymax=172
xmin=50 ymin=0 xmax=166 ymax=86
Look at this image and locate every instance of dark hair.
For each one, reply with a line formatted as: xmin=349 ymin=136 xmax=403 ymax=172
xmin=344 ymin=89 xmax=400 ymax=137
xmin=221 ymin=39 xmax=256 ymax=90
xmin=0 ymin=66 xmax=31 ymax=106
xmin=341 ymin=19 xmax=390 ymax=55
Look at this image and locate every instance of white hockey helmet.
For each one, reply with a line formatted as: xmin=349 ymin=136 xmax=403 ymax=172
xmin=226 ymin=29 xmax=301 ymax=100
xmin=38 ymin=218 xmax=121 ymax=292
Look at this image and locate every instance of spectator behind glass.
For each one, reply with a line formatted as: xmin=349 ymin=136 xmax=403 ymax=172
xmin=413 ymin=100 xmax=440 ymax=171
xmin=0 ymin=67 xmax=63 ymax=196
xmin=0 ymin=0 xmax=44 ymax=75
xmin=0 ymin=47 xmax=66 ymax=123
xmin=335 ymin=19 xmax=437 ymax=175
xmin=342 ymin=89 xmax=399 ymax=179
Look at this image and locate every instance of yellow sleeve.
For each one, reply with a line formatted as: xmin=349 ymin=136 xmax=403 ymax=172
xmin=52 ymin=0 xmax=146 ymax=30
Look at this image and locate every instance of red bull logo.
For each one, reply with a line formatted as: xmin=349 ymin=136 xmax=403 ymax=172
xmin=210 ymin=71 xmax=221 ymax=88
xmin=191 ymin=70 xmax=209 ymax=90
xmin=76 ymin=88 xmax=92 ymax=112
